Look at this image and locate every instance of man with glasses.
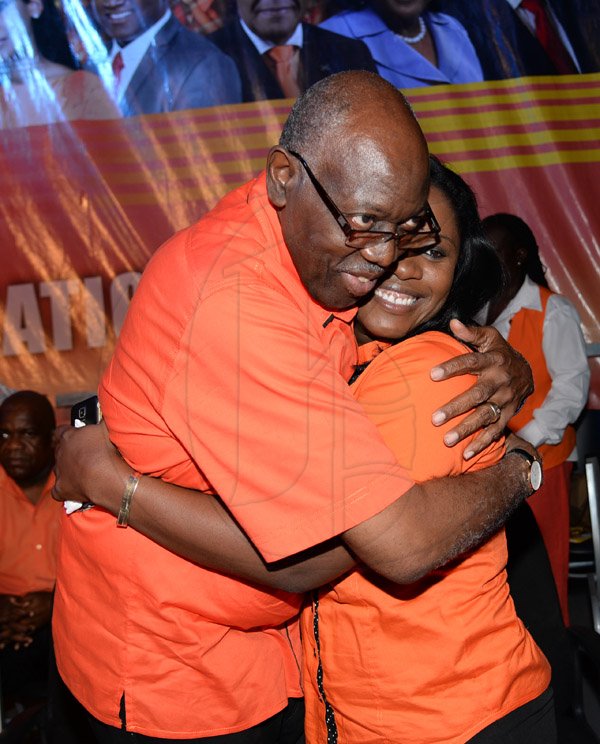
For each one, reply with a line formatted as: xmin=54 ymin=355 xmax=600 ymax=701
xmin=288 ymin=149 xmax=440 ymax=252
xmin=53 ymin=70 xmax=537 ymax=743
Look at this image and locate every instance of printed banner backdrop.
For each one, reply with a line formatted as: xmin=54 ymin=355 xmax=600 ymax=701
xmin=0 ymin=74 xmax=599 ymax=407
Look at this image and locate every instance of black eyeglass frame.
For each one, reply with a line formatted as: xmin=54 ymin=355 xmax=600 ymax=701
xmin=287 ymin=149 xmax=441 ymax=251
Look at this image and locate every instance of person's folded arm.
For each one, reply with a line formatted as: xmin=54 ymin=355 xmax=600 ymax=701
xmin=53 ymin=425 xmax=533 ymax=589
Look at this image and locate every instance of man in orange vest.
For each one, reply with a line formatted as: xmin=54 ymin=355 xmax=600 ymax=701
xmin=483 ymin=213 xmax=590 ymax=624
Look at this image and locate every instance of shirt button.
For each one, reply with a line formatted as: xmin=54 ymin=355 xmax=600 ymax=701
xmin=35 ymin=544 xmax=42 ymax=550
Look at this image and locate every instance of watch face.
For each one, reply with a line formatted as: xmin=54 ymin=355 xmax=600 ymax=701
xmin=531 ymin=460 xmax=543 ymax=491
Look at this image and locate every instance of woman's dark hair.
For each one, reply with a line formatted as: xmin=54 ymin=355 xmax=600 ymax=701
xmin=481 ymin=212 xmax=549 ymax=289
xmin=27 ymin=0 xmax=77 ymax=69
xmin=401 ymin=156 xmax=504 ymax=340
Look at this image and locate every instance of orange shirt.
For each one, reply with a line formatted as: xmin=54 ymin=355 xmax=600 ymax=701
xmin=0 ymin=469 xmax=59 ymax=595
xmin=508 ymin=287 xmax=576 ymax=469
xmin=53 ymin=172 xmax=415 ymax=738
xmin=303 ymin=332 xmax=550 ymax=744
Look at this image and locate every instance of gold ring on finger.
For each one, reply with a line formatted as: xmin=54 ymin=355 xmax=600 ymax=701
xmin=487 ymin=402 xmax=501 ymax=424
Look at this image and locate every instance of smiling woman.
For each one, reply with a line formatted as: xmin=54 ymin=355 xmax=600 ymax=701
xmin=302 ymin=158 xmax=555 ymax=744
xmin=353 ymin=184 xmax=459 ymax=343
xmin=354 ymin=156 xmax=501 ymax=344
xmin=320 ymin=0 xmax=484 ymax=88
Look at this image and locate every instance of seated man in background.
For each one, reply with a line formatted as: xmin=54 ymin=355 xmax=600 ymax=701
xmin=209 ymin=0 xmax=377 ymax=101
xmin=0 ymin=390 xmax=60 ymax=702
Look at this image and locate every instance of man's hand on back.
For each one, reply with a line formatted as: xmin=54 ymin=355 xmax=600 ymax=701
xmin=430 ymin=320 xmax=533 ymax=458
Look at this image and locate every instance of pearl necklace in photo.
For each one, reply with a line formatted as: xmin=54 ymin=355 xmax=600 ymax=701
xmin=396 ymin=16 xmax=427 ymax=44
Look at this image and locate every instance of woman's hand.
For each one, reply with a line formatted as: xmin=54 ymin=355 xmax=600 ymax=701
xmin=430 ymin=319 xmax=533 ymax=458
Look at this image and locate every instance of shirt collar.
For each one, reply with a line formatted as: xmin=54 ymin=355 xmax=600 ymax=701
xmin=239 ymin=17 xmax=303 ymax=54
xmin=357 ymin=339 xmax=391 ymax=363
xmin=495 ymin=275 xmax=542 ymax=326
xmin=504 ymin=0 xmax=521 ymax=9
xmin=342 ymin=6 xmax=392 ymax=39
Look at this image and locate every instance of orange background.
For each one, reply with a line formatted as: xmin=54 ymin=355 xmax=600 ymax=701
xmin=0 ymin=75 xmax=598 ymax=406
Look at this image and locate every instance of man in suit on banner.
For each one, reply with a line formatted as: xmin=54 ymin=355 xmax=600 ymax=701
xmin=209 ymin=0 xmax=377 ymax=102
xmin=92 ymin=0 xmax=241 ymax=115
xmin=438 ymin=0 xmax=600 ymax=80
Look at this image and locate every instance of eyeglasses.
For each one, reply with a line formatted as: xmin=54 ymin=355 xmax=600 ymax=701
xmin=288 ymin=150 xmax=440 ymax=253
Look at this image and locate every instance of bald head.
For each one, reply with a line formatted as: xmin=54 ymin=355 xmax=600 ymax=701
xmin=269 ymin=71 xmax=431 ymax=310
xmin=0 ymin=390 xmax=55 ymax=486
xmin=280 ymin=70 xmax=424 ymax=160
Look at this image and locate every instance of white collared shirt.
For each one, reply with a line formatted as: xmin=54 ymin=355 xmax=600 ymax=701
xmin=503 ymin=0 xmax=580 ymax=71
xmin=491 ymin=276 xmax=590 ymax=454
xmin=109 ymin=9 xmax=171 ymax=101
xmin=239 ymin=17 xmax=303 ymax=54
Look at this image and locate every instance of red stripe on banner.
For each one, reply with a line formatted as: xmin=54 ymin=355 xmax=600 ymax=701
xmin=0 ymin=76 xmax=598 ymax=405
xmin=434 ymin=139 xmax=599 ymax=164
xmin=426 ymin=118 xmax=600 ymax=142
xmin=415 ymin=97 xmax=600 ymax=121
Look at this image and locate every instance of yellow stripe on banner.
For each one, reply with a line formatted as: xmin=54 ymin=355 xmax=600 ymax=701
xmin=94 ymin=122 xmax=600 ymax=175
xmin=431 ymin=127 xmax=600 ymax=155
xmin=409 ymin=88 xmax=600 ymax=114
xmin=100 ymin=138 xmax=600 ymax=193
xmin=117 ymin=106 xmax=289 ymax=139
xmin=105 ymin=158 xmax=267 ymax=185
xmin=419 ymin=104 xmax=600 ymax=136
xmin=74 ymin=74 xmax=600 ymax=195
xmin=441 ymin=147 xmax=600 ymax=174
xmin=106 ymin=148 xmax=600 ymax=202
xmin=128 ymin=117 xmax=285 ymax=142
xmin=92 ymin=135 xmax=276 ymax=165
xmin=404 ymin=72 xmax=599 ymax=101
xmin=103 ymin=133 xmax=600 ymax=188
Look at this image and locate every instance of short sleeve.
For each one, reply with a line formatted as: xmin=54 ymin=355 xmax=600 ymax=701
xmin=351 ymin=332 xmax=505 ymax=481
xmin=160 ymin=279 xmax=414 ymax=561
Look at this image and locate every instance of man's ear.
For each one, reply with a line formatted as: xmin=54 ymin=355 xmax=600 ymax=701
xmin=26 ymin=0 xmax=43 ymax=20
xmin=266 ymin=147 xmax=296 ymax=208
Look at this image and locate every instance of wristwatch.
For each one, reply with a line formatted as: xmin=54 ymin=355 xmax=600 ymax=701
xmin=508 ymin=448 xmax=543 ymax=492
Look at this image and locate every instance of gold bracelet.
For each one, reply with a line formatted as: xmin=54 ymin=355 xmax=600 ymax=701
xmin=116 ymin=472 xmax=141 ymax=528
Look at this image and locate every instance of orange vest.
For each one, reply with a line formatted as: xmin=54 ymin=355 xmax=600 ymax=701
xmin=508 ymin=286 xmax=576 ymax=469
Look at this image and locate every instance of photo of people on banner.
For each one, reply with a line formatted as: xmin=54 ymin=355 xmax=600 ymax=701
xmin=1 ymin=0 xmax=599 ymax=126
xmin=0 ymin=0 xmax=598 ymax=409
